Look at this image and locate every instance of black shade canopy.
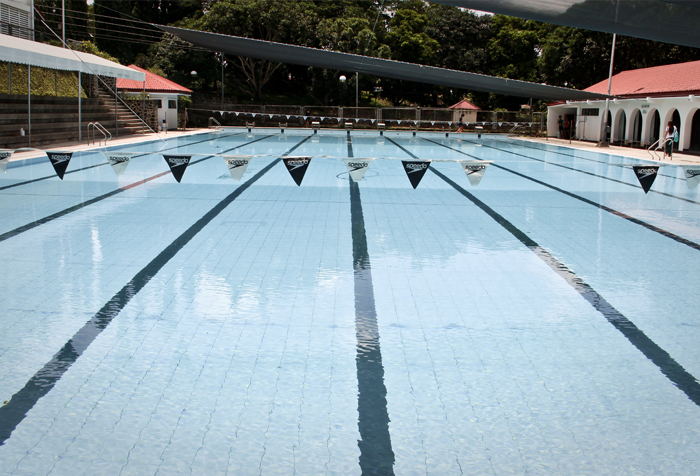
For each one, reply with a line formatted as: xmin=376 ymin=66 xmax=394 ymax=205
xmin=157 ymin=25 xmax=609 ymax=101
xmin=433 ymin=0 xmax=700 ymax=48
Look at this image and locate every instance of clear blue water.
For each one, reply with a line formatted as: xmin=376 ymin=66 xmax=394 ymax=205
xmin=1 ymin=129 xmax=699 ymax=475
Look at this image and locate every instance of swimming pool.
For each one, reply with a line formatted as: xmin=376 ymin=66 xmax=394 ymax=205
xmin=0 ymin=129 xmax=699 ymax=475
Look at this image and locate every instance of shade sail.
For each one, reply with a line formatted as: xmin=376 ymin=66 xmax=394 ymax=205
xmin=0 ymin=35 xmax=145 ymax=80
xmin=432 ymin=0 xmax=700 ymax=49
xmin=157 ymin=25 xmax=608 ymax=101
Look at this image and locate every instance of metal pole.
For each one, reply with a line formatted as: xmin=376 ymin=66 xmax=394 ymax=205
xmin=78 ymin=71 xmax=81 ymax=141
xmin=142 ymin=81 xmax=145 ymax=134
xmin=115 ymin=83 xmax=118 ymax=138
xmin=28 ymin=65 xmax=31 ymax=147
xmin=221 ymin=55 xmax=225 ymax=110
xmin=62 ymin=0 xmax=65 ymax=47
xmin=8 ymin=63 xmax=11 ymax=94
xmin=597 ymin=33 xmax=616 ymax=147
xmin=355 ymin=72 xmax=359 ymax=108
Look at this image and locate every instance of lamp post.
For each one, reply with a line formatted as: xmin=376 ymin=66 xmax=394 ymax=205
xmin=218 ymin=53 xmax=227 ymax=110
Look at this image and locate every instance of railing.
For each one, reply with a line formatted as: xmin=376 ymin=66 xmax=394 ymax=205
xmin=208 ymin=117 xmax=221 ymax=128
xmin=648 ymin=138 xmax=673 ymax=160
xmin=87 ymin=122 xmax=111 ymax=146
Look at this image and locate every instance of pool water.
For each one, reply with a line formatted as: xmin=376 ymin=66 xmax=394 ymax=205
xmin=0 ymin=129 xmax=699 ymax=475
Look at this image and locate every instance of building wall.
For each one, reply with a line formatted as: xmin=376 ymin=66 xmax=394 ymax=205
xmin=548 ymin=96 xmax=700 ymax=151
xmin=150 ymin=93 xmax=180 ymax=130
xmin=1 ymin=0 xmax=32 ymax=39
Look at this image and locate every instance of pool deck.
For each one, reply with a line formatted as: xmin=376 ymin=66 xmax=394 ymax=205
xmin=520 ymin=136 xmax=700 ymax=164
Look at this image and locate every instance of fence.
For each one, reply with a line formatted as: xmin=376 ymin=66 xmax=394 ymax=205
xmin=188 ymin=104 xmax=546 ymax=135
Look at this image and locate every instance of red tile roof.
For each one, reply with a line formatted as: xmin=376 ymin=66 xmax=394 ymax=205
xmin=585 ymin=60 xmax=700 ymax=98
xmin=117 ymin=65 xmax=192 ymax=95
xmin=449 ymin=99 xmax=480 ymax=110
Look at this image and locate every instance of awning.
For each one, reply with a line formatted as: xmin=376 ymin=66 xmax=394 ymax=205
xmin=0 ymin=35 xmax=145 ymax=81
xmin=157 ymin=25 xmax=608 ymax=101
xmin=432 ymin=0 xmax=700 ymax=49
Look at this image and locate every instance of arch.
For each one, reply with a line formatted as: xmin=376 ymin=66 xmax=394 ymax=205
xmin=689 ymin=108 xmax=700 ymax=151
xmin=662 ymin=109 xmax=681 ymax=151
xmin=646 ymin=109 xmax=661 ymax=146
xmin=616 ymin=109 xmax=627 ymax=144
xmin=629 ymin=109 xmax=642 ymax=144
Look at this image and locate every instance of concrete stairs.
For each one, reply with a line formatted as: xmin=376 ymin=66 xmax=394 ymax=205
xmin=0 ymin=89 xmax=148 ymax=149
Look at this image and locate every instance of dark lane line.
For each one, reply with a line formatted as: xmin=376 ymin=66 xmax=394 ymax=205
xmin=0 ymin=132 xmax=243 ymax=192
xmin=0 ymin=135 xmax=312 ymax=446
xmin=0 ymin=134 xmax=276 ymax=244
xmin=454 ymin=137 xmax=700 ymax=205
xmin=385 ymin=135 xmax=700 ymax=408
xmin=500 ymin=137 xmax=683 ymax=181
xmin=347 ymin=136 xmax=395 ymax=475
xmin=421 ymin=137 xmax=700 ymax=252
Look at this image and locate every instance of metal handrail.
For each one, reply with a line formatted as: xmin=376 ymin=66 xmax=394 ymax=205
xmin=208 ymin=117 xmax=221 ymax=128
xmin=648 ymin=138 xmax=672 ymax=160
xmin=87 ymin=122 xmax=111 ymax=146
xmin=509 ymin=123 xmax=521 ymax=133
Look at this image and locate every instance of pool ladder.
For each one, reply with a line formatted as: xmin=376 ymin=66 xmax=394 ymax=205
xmin=87 ymin=122 xmax=111 ymax=146
xmin=648 ymin=138 xmax=673 ymax=160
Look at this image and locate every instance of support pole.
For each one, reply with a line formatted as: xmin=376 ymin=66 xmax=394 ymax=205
xmin=597 ymin=33 xmax=616 ymax=147
xmin=221 ymin=56 xmax=225 ymax=110
xmin=8 ymin=63 xmax=11 ymax=94
xmin=355 ymin=72 xmax=359 ymax=108
xmin=28 ymin=65 xmax=31 ymax=147
xmin=142 ymin=81 xmax=145 ymax=134
xmin=62 ymin=0 xmax=65 ymax=47
xmin=115 ymin=84 xmax=118 ymax=138
xmin=78 ymin=71 xmax=82 ymax=141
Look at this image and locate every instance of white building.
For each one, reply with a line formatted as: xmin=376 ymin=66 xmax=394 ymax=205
xmin=547 ymin=60 xmax=700 ymax=152
xmin=117 ymin=65 xmax=192 ymax=131
xmin=1 ymin=0 xmax=32 ymax=39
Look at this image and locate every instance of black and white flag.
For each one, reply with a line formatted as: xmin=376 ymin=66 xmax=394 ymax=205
xmin=460 ymin=161 xmax=490 ymax=186
xmin=105 ymin=152 xmax=134 ymax=176
xmin=401 ymin=160 xmax=431 ymax=189
xmin=222 ymin=155 xmax=252 ymax=181
xmin=283 ymin=156 xmax=312 ymax=186
xmin=682 ymin=165 xmax=700 ymax=190
xmin=46 ymin=151 xmax=74 ymax=180
xmin=0 ymin=149 xmax=13 ymax=173
xmin=163 ymin=154 xmax=192 ymax=183
xmin=342 ymin=158 xmax=374 ymax=182
xmin=632 ymin=165 xmax=659 ymax=194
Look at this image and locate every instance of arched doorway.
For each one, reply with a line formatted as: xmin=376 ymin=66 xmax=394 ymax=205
xmin=632 ymin=110 xmax=642 ymax=145
xmin=690 ymin=109 xmax=700 ymax=151
xmin=617 ymin=110 xmax=626 ymax=144
xmin=650 ymin=110 xmax=661 ymax=145
xmin=605 ymin=110 xmax=612 ymax=142
xmin=672 ymin=109 xmax=681 ymax=151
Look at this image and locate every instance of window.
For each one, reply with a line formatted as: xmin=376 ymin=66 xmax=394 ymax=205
xmin=168 ymin=100 xmax=177 ymax=109
xmin=1 ymin=4 xmax=30 ymax=39
xmin=156 ymin=100 xmax=163 ymax=109
xmin=582 ymin=108 xmax=599 ymax=116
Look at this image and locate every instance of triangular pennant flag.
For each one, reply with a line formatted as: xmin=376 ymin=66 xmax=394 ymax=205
xmin=286 ymin=115 xmax=291 ymax=119
xmin=343 ymin=158 xmax=375 ymax=182
xmin=283 ymin=156 xmax=312 ymax=186
xmin=0 ymin=149 xmax=13 ymax=173
xmin=448 ymin=122 xmax=452 ymax=126
xmin=46 ymin=151 xmax=74 ymax=180
xmin=398 ymin=120 xmax=402 ymax=125
xmin=268 ymin=114 xmax=273 ymax=119
xmin=498 ymin=122 xmax=502 ymax=127
xmin=371 ymin=119 xmax=376 ymax=124
xmin=632 ymin=165 xmax=659 ymax=194
xmin=252 ymin=113 xmax=258 ymax=117
xmin=105 ymin=152 xmax=134 ymax=176
xmin=431 ymin=121 xmax=435 ymax=126
xmin=222 ymin=155 xmax=252 ymax=181
xmin=682 ymin=165 xmax=700 ymax=190
xmin=401 ymin=160 xmax=431 ymax=189
xmin=465 ymin=122 xmax=470 ymax=126
xmin=461 ymin=162 xmax=489 ymax=186
xmin=220 ymin=111 xmax=225 ymax=115
xmin=303 ymin=116 xmax=308 ymax=121
xmin=234 ymin=112 xmax=239 ymax=116
xmin=162 ymin=154 xmax=192 ymax=183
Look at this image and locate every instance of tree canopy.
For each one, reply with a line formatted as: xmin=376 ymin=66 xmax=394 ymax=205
xmin=46 ymin=0 xmax=700 ymax=110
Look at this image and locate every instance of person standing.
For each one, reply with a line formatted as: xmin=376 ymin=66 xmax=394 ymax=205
xmin=558 ymin=115 xmax=564 ymax=138
xmin=457 ymin=113 xmax=465 ymax=133
xmin=664 ymin=121 xmax=677 ymax=158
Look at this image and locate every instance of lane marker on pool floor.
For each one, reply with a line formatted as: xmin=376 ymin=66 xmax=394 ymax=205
xmin=0 ymin=135 xmax=312 ymax=446
xmin=347 ymin=136 xmax=396 ymax=475
xmin=452 ymin=137 xmax=700 ymax=205
xmin=385 ymin=135 xmax=700 ymax=408
xmin=0 ymin=134 xmax=277 ymax=244
xmin=420 ymin=137 xmax=700 ymax=252
xmin=0 ymin=132 xmax=245 ymax=192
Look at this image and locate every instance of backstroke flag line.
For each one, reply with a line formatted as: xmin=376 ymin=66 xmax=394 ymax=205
xmin=104 ymin=152 xmax=134 ymax=176
xmin=632 ymin=165 xmax=660 ymax=194
xmin=283 ymin=156 xmax=312 ymax=186
xmin=401 ymin=160 xmax=431 ymax=189
xmin=343 ymin=158 xmax=375 ymax=182
xmin=46 ymin=151 xmax=74 ymax=180
xmin=0 ymin=149 xmax=12 ymax=173
xmin=682 ymin=165 xmax=700 ymax=190
xmin=162 ymin=154 xmax=192 ymax=183
xmin=460 ymin=161 xmax=490 ymax=186
xmin=223 ymin=155 xmax=253 ymax=181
